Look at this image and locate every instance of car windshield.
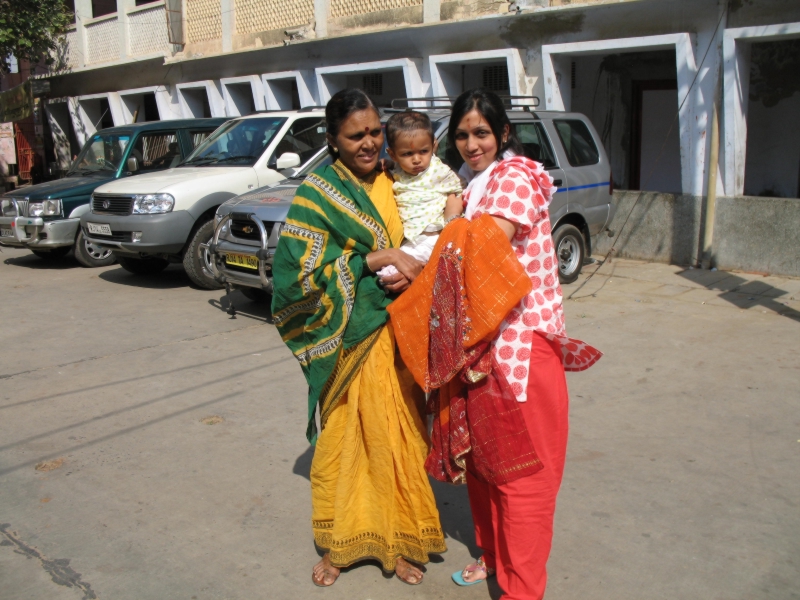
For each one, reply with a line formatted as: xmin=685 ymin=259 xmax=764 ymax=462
xmin=69 ymin=132 xmax=131 ymax=174
xmin=181 ymin=117 xmax=286 ymax=167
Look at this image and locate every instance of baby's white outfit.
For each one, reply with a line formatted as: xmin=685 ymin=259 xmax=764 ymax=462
xmin=376 ymin=156 xmax=462 ymax=278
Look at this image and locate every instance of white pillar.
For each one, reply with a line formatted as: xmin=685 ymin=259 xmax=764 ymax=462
xmin=117 ymin=0 xmax=134 ymax=59
xmin=314 ymin=0 xmax=329 ymax=38
xmin=423 ymin=0 xmax=440 ymax=23
xmin=74 ymin=0 xmax=92 ymax=68
xmin=221 ymin=0 xmax=234 ymax=52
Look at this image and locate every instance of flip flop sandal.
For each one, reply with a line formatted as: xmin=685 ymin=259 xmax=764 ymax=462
xmin=451 ymin=557 xmax=494 ymax=586
xmin=311 ymin=564 xmax=340 ymax=587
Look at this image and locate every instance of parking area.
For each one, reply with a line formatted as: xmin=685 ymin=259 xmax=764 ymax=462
xmin=1 ymin=247 xmax=798 ymax=600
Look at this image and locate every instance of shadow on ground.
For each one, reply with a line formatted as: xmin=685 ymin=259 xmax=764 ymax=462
xmin=208 ymin=291 xmax=273 ymax=323
xmin=99 ymin=265 xmax=192 ymax=289
xmin=2 ymin=252 xmax=81 ymax=270
xmin=677 ymin=268 xmax=800 ymax=323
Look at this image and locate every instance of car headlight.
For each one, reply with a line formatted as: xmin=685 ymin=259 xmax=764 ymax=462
xmin=43 ymin=199 xmax=62 ymax=216
xmin=132 ymin=194 xmax=175 ymax=214
xmin=28 ymin=202 xmax=44 ymax=217
xmin=0 ymin=198 xmax=16 ymax=217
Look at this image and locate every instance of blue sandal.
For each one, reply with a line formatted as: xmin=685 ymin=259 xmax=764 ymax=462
xmin=452 ymin=557 xmax=495 ymax=586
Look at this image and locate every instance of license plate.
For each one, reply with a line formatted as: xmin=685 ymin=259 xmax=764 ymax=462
xmin=226 ymin=252 xmax=258 ymax=270
xmin=87 ymin=222 xmax=112 ymax=236
xmin=0 ymin=228 xmax=11 ymax=238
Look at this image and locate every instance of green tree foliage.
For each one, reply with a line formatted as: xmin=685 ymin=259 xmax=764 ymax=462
xmin=0 ymin=0 xmax=73 ymax=75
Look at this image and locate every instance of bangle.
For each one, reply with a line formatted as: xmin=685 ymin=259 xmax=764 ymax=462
xmin=444 ymin=214 xmax=461 ymax=226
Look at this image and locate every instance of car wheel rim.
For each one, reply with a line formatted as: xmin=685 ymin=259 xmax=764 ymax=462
xmin=201 ymin=238 xmax=215 ymax=278
xmin=84 ymin=239 xmax=113 ymax=261
xmin=557 ymin=235 xmax=581 ymax=276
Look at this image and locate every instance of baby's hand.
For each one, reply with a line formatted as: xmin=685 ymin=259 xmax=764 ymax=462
xmin=376 ymin=264 xmax=400 ymax=280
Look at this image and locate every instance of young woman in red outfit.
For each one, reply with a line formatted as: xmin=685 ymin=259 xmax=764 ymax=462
xmin=448 ymin=89 xmax=601 ymax=600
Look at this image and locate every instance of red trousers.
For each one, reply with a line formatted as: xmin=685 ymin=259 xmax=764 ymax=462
xmin=467 ymin=334 xmax=569 ymax=600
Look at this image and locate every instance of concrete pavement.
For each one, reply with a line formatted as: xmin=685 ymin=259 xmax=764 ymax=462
xmin=1 ymin=247 xmax=798 ymax=600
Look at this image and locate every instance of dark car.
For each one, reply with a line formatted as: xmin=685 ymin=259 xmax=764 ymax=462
xmin=209 ymin=104 xmax=615 ymax=305
xmin=0 ymin=118 xmax=226 ymax=267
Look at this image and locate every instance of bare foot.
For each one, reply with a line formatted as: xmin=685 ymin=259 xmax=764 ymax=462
xmin=395 ymin=557 xmax=424 ymax=585
xmin=461 ymin=557 xmax=495 ymax=583
xmin=312 ymin=554 xmax=340 ymax=587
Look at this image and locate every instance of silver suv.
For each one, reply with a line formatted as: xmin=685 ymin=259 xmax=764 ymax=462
xmin=209 ymin=107 xmax=615 ymax=304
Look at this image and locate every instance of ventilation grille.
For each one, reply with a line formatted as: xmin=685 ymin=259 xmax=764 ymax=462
xmin=363 ymin=73 xmax=383 ymax=97
xmin=482 ymin=66 xmax=509 ymax=93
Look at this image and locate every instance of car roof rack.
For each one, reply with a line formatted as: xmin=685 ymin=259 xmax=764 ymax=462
xmin=247 ymin=106 xmax=325 ymax=115
xmin=390 ymin=95 xmax=540 ymax=112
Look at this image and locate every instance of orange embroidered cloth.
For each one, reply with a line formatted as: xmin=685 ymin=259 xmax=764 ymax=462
xmin=388 ymin=214 xmax=532 ymax=391
xmin=388 ymin=215 xmax=540 ymax=485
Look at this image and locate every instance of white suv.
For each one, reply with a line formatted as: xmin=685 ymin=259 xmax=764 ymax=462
xmin=80 ymin=109 xmax=326 ymax=289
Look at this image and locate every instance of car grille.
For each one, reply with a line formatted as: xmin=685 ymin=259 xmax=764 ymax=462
xmin=93 ymin=194 xmax=134 ymax=215
xmin=83 ymin=227 xmax=130 ymax=242
xmin=16 ymin=199 xmax=29 ymax=217
xmin=230 ymin=218 xmax=276 ymax=242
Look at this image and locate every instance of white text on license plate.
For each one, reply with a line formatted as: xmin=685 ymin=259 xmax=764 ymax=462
xmin=226 ymin=253 xmax=258 ymax=270
xmin=0 ymin=228 xmax=12 ymax=238
xmin=87 ymin=222 xmax=112 ymax=236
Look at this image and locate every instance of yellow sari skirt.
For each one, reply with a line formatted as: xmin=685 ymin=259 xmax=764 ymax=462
xmin=310 ymin=323 xmax=447 ymax=570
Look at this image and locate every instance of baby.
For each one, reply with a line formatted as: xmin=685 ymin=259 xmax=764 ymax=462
xmin=377 ymin=111 xmax=463 ymax=279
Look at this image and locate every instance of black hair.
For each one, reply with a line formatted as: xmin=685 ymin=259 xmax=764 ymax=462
xmin=447 ymin=88 xmax=523 ymax=164
xmin=324 ymin=88 xmax=379 ymax=158
xmin=385 ymin=111 xmax=434 ymax=148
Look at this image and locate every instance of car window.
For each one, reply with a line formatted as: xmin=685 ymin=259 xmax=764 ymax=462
xmin=182 ymin=117 xmax=286 ymax=166
xmin=131 ymin=132 xmax=180 ymax=171
xmin=190 ymin=130 xmax=214 ymax=148
xmin=69 ymin=133 xmax=130 ymax=174
xmin=515 ymin=122 xmax=558 ymax=169
xmin=271 ymin=117 xmax=327 ymax=164
xmin=553 ymin=119 xmax=600 ymax=167
xmin=435 ymin=130 xmax=464 ymax=172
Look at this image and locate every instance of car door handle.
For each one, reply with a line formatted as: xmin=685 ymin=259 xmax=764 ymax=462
xmin=553 ymin=179 xmax=563 ymax=186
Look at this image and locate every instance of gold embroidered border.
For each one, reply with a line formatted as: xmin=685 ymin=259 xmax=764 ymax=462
xmin=312 ymin=522 xmax=447 ymax=571
xmin=318 ymin=326 xmax=384 ymax=429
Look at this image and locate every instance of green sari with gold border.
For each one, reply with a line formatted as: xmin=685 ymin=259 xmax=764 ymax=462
xmin=271 ymin=161 xmax=404 ymax=442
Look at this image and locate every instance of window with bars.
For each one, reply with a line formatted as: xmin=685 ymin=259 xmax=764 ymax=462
xmin=363 ymin=74 xmax=383 ymax=97
xmin=191 ymin=131 xmax=212 ymax=148
xmin=132 ymin=132 xmax=180 ymax=171
xmin=482 ymin=65 xmax=509 ymax=93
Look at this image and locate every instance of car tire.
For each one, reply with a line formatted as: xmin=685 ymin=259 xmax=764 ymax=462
xmin=31 ymin=247 xmax=70 ymax=260
xmin=183 ymin=219 xmax=223 ymax=290
xmin=552 ymin=223 xmax=585 ymax=285
xmin=74 ymin=230 xmax=116 ymax=268
xmin=240 ymin=287 xmax=272 ymax=304
xmin=117 ymin=255 xmax=169 ymax=275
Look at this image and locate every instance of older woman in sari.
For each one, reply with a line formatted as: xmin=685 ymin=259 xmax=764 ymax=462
xmin=271 ymin=88 xmax=446 ymax=587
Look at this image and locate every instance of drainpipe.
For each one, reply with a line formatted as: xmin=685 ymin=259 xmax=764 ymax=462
xmin=701 ymin=100 xmax=719 ymax=269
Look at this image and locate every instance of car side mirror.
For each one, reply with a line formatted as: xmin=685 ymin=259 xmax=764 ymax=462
xmin=275 ymin=152 xmax=301 ymax=170
xmin=127 ymin=157 xmax=139 ymax=172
